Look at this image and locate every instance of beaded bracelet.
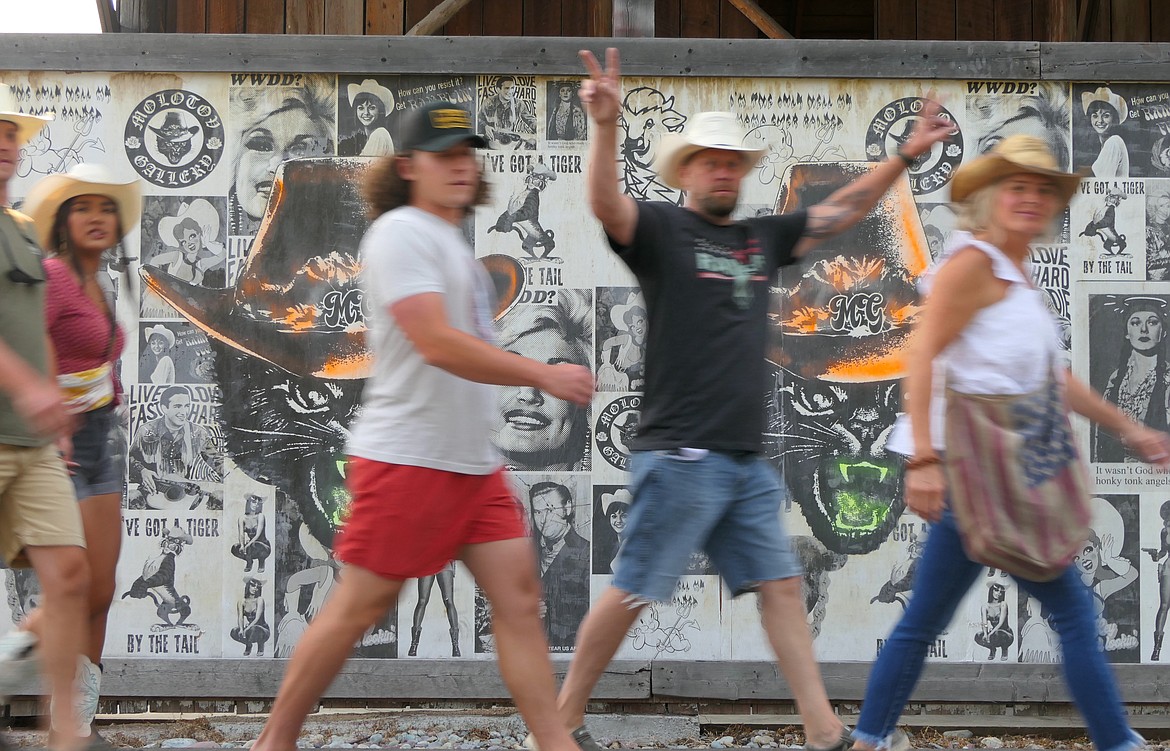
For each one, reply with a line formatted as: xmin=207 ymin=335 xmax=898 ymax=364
xmin=895 ymin=147 xmax=916 ymax=167
xmin=905 ymin=455 xmax=942 ymax=471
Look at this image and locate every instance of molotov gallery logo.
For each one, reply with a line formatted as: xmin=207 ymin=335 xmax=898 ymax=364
xmin=595 ymin=394 xmax=641 ymax=471
xmin=125 ymin=89 xmax=224 ymax=189
xmin=865 ymin=96 xmax=962 ymax=196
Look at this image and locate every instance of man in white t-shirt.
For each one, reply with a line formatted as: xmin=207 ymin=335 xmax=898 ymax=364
xmin=252 ymin=102 xmax=593 ymax=751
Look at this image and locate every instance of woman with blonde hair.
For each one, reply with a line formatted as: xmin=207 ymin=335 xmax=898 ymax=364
xmin=850 ymin=135 xmax=1168 ymax=751
xmin=229 ymin=79 xmax=336 ymax=235
xmin=21 ymin=163 xmax=141 ymax=746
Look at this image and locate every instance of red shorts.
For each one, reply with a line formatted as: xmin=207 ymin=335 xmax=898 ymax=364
xmin=333 ymin=457 xmax=528 ymax=580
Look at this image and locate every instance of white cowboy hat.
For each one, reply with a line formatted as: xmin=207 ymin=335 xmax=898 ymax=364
xmin=347 ymin=79 xmax=394 ymax=113
xmin=144 ymin=324 xmax=176 ymax=349
xmin=0 ymin=84 xmax=52 ymax=146
xmin=23 ymin=163 xmax=141 ymax=252
xmin=656 ymin=111 xmax=767 ymax=190
xmin=601 ymin=489 xmax=632 ymax=514
xmin=158 ymin=198 xmax=221 ymax=248
xmin=949 ymin=134 xmax=1083 ymax=207
xmin=1081 ymin=86 xmax=1128 ymax=124
xmin=609 ymin=291 xmax=647 ymax=331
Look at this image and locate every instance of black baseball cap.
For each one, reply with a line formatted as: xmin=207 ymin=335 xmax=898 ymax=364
xmin=400 ymin=101 xmax=488 ymax=152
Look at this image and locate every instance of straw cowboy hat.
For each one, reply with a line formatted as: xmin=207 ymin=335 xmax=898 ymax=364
xmin=347 ymin=79 xmax=394 ymax=113
xmin=23 ymin=163 xmax=142 ymax=252
xmin=656 ymin=111 xmax=767 ymax=190
xmin=949 ymin=134 xmax=1083 ymax=206
xmin=144 ymin=324 xmax=176 ymax=349
xmin=1081 ymin=86 xmax=1129 ymax=123
xmin=159 ymin=198 xmax=221 ymax=248
xmin=142 ymin=157 xmax=525 ymax=380
xmin=0 ymin=84 xmax=52 ymax=145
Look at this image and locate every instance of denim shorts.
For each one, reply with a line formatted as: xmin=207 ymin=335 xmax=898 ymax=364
xmin=70 ymin=404 xmax=125 ymax=499
xmin=611 ymin=449 xmax=803 ymax=602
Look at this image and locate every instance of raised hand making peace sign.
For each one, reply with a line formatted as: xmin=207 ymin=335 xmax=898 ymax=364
xmin=578 ymin=47 xmax=622 ymax=124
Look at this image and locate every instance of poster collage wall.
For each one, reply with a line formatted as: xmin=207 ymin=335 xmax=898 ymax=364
xmin=3 ymin=68 xmax=1170 ymax=667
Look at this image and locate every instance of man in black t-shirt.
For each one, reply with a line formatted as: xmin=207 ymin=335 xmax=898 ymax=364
xmin=540 ymin=50 xmax=953 ymax=751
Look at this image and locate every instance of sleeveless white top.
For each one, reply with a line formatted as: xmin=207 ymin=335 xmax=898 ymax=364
xmin=887 ymin=231 xmax=1062 ymax=455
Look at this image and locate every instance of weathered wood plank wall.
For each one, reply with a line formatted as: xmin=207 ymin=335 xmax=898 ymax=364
xmin=159 ymin=0 xmax=1170 ymax=41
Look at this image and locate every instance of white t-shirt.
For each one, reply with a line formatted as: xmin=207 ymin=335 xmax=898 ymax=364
xmin=347 ymin=206 xmax=502 ymax=474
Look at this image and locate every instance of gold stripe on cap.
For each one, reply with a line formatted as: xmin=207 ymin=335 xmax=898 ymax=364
xmin=429 ymin=109 xmax=471 ymax=129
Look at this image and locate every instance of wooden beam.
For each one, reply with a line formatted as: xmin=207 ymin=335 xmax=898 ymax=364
xmin=95 ymin=0 xmax=120 ymax=32
xmin=0 ymin=35 xmax=1042 ymax=79
xmin=726 ymin=0 xmax=793 ymax=38
xmin=406 ymin=0 xmax=474 ymax=34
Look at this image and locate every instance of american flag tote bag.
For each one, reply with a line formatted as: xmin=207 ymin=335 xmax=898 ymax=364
xmin=943 ymin=373 xmax=1091 ymax=582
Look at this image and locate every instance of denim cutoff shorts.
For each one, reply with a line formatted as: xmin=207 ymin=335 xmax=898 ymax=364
xmin=70 ymin=404 xmax=125 ymax=499
xmin=611 ymin=448 xmax=803 ymax=602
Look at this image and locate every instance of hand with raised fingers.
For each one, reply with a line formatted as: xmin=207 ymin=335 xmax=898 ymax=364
xmin=578 ymin=47 xmax=623 ymax=125
xmin=900 ymin=96 xmax=954 ymax=160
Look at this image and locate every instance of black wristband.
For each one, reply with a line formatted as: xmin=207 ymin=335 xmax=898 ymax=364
xmin=895 ymin=148 xmax=916 ymax=167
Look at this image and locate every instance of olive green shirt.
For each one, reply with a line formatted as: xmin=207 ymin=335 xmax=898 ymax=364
xmin=0 ymin=208 xmax=50 ymax=447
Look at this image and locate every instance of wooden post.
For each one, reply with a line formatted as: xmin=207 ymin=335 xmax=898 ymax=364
xmin=613 ymin=0 xmax=654 ymax=36
xmin=95 ymin=0 xmax=120 ymax=32
xmin=118 ymin=0 xmax=169 ymax=32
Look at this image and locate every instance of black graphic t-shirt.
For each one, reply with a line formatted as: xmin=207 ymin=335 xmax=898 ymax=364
xmin=608 ymin=201 xmax=807 ymax=453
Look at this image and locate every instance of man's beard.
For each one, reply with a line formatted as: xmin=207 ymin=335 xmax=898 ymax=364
xmin=696 ymin=191 xmax=738 ymax=218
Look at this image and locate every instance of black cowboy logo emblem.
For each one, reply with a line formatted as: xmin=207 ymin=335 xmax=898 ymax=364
xmin=125 ymin=89 xmax=224 ymax=189
xmin=865 ymin=97 xmax=963 ymax=196
xmin=595 ymin=394 xmax=641 ymax=471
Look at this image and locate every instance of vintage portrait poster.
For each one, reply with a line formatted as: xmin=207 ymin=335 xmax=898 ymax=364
xmin=1070 ymin=178 xmax=1147 ymax=281
xmin=1139 ymin=492 xmax=1170 ymax=663
xmin=1074 ymin=284 xmax=1170 ymax=490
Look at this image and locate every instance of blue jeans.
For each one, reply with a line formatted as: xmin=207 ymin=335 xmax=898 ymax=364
xmin=855 ymin=509 xmax=1142 ymax=751
xmin=611 ymin=449 xmax=803 ymax=602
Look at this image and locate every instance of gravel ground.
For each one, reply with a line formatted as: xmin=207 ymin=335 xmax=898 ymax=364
xmin=1 ymin=712 xmax=1135 ymax=750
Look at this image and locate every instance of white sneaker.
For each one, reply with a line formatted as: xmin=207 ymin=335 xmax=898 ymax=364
xmin=0 ymin=630 xmax=38 ymax=701
xmin=51 ymin=655 xmax=101 ymax=737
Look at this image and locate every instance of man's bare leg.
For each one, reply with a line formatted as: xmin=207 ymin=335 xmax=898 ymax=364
xmin=757 ymin=578 xmax=847 ymax=748
xmin=253 ymin=566 xmax=401 ymax=751
xmin=555 ymin=587 xmax=644 ymax=730
xmin=24 ymin=545 xmax=89 ymax=751
xmin=460 ymin=539 xmax=576 ymax=751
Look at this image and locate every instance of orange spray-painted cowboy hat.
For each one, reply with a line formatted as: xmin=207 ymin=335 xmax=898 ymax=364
xmin=142 ymin=157 xmax=523 ymax=380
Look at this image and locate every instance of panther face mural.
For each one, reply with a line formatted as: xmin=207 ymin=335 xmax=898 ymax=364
xmin=766 ymin=365 xmax=903 ymax=554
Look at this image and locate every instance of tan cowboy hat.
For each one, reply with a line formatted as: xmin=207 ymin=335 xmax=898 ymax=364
xmin=158 ymin=198 xmax=220 ymax=248
xmin=657 ymin=111 xmax=767 ymax=190
xmin=0 ymin=85 xmax=52 ymax=145
xmin=1081 ymin=86 xmax=1128 ymax=124
xmin=23 ymin=163 xmax=141 ymax=251
xmin=144 ymin=324 xmax=176 ymax=349
xmin=949 ymin=134 xmax=1083 ymax=206
xmin=347 ymin=79 xmax=394 ymax=113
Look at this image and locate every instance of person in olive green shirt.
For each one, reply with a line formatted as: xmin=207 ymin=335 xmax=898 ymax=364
xmin=0 ymin=85 xmax=91 ymax=751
